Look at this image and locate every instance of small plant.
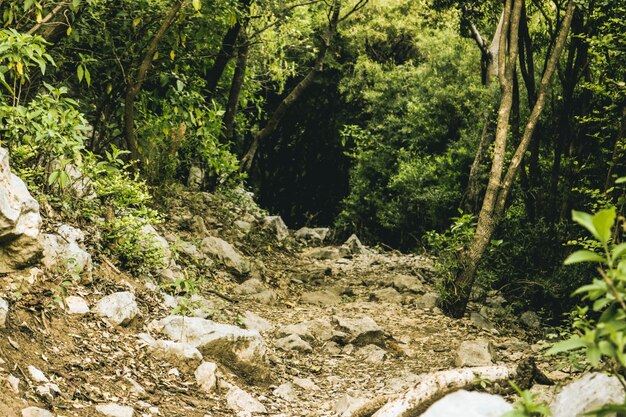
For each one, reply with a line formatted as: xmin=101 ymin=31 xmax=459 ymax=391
xmin=547 ymin=205 xmax=626 ymax=415
xmin=502 ymin=382 xmax=552 ymax=417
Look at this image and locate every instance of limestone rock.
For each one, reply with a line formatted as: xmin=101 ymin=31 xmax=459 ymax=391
xmin=95 ymin=403 xmax=134 ymax=417
xmin=275 ymin=334 xmax=312 ymax=353
xmin=304 ymin=247 xmax=344 ymax=260
xmin=421 ymin=390 xmax=513 ymax=417
xmin=200 ymin=236 xmax=250 ymax=275
xmin=241 ymin=311 xmax=273 ymax=333
xmin=390 ymin=274 xmax=425 ymax=294
xmin=333 ymin=394 xmax=370 ymax=417
xmin=187 ymin=165 xmax=204 ymax=190
xmin=293 ymin=377 xmax=320 ymax=391
xmin=28 ymin=366 xmax=49 ymax=383
xmin=0 ymin=147 xmax=43 ymax=272
xmin=301 ymin=289 xmax=342 ymax=306
xmin=235 ymin=279 xmax=266 ymax=295
xmin=40 ymin=226 xmax=93 ymax=279
xmin=226 ymin=385 xmax=267 ymax=414
xmin=551 ymin=372 xmax=625 ymax=417
xmin=138 ymin=224 xmax=172 ymax=269
xmin=415 ymin=292 xmax=438 ymax=309
xmin=262 ymin=216 xmax=289 ymax=241
xmin=520 ymin=311 xmax=542 ymax=330
xmin=64 ymin=296 xmax=89 ymax=315
xmin=234 ymin=220 xmax=253 ymax=233
xmin=370 ymin=287 xmax=404 ymax=304
xmin=470 ymin=312 xmax=495 ymax=331
xmin=357 ymin=344 xmax=387 ymax=364
xmin=21 ymin=407 xmax=54 ymax=417
xmin=273 ymin=383 xmax=297 ymax=401
xmin=195 ymin=362 xmax=218 ymax=393
xmin=455 ymin=339 xmax=493 ymax=367
xmin=294 ymin=227 xmax=329 ymax=244
xmin=343 ymin=234 xmax=368 ymax=255
xmin=277 ymin=318 xmax=334 ymax=342
xmin=148 ymin=340 xmax=203 ymax=371
xmin=333 ymin=316 xmax=384 ymax=346
xmin=94 ymin=292 xmax=139 ymax=327
xmin=0 ymin=297 xmax=8 ymax=328
xmin=149 ymin=315 xmax=266 ymax=379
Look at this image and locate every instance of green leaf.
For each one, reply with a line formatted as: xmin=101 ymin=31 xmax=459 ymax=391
xmin=564 ymin=250 xmax=605 ymax=265
xmin=615 ymin=177 xmax=626 ymax=184
xmin=612 ymin=243 xmax=626 ymax=261
xmin=77 ymin=65 xmax=84 ymax=82
xmin=587 ymin=345 xmax=601 ymax=366
xmin=592 ymin=207 xmax=616 ymax=244
xmin=546 ymin=337 xmax=587 ymax=355
xmin=48 ymin=171 xmax=59 ymax=185
xmin=192 ymin=0 xmax=201 ymax=11
xmin=572 ymin=210 xmax=599 ymax=241
xmin=84 ymin=67 xmax=91 ymax=86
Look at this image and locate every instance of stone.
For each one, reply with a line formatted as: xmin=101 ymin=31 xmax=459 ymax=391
xmin=95 ymin=403 xmax=135 ymax=417
xmin=292 ymin=267 xmax=331 ymax=284
xmin=241 ymin=311 xmax=273 ymax=333
xmin=275 ymin=334 xmax=312 ymax=353
xmin=343 ymin=234 xmax=368 ymax=255
xmin=28 ymin=366 xmax=49 ymax=383
xmin=149 ymin=315 xmax=266 ymax=379
xmin=277 ymin=318 xmax=334 ymax=342
xmin=294 ymin=227 xmax=329 ymax=244
xmin=520 ymin=311 xmax=542 ymax=330
xmin=391 ymin=274 xmax=425 ymax=294
xmin=421 ymin=390 xmax=513 ymax=417
xmin=65 ymin=296 xmax=89 ymax=315
xmin=50 ymin=160 xmax=97 ymax=200
xmin=250 ymin=289 xmax=278 ymax=305
xmin=187 ymin=165 xmax=204 ymax=190
xmin=293 ymin=377 xmax=320 ymax=391
xmin=138 ymin=224 xmax=172 ymax=269
xmin=333 ymin=316 xmax=385 ymax=346
xmin=94 ymin=292 xmax=139 ymax=327
xmin=195 ymin=362 xmax=218 ymax=393
xmin=235 ymin=278 xmax=266 ymax=295
xmin=551 ymin=372 xmax=625 ymax=417
xmin=226 ymin=385 xmax=267 ymax=414
xmin=234 ymin=220 xmax=253 ymax=233
xmin=21 ymin=407 xmax=54 ymax=417
xmin=8 ymin=374 xmax=20 ymax=393
xmin=0 ymin=147 xmax=43 ymax=272
xmin=470 ymin=312 xmax=495 ymax=330
xmin=301 ymin=290 xmax=342 ymax=306
xmin=455 ymin=339 xmax=493 ymax=367
xmin=40 ymin=227 xmax=93 ymax=279
xmin=357 ymin=344 xmax=387 ymax=364
xmin=200 ymin=236 xmax=250 ymax=275
xmin=273 ymin=383 xmax=297 ymax=401
xmin=304 ymin=247 xmax=343 ymax=260
xmin=0 ymin=297 xmax=8 ymax=328
xmin=262 ymin=216 xmax=289 ymax=241
xmin=370 ymin=287 xmax=404 ymax=304
xmin=148 ymin=340 xmax=203 ymax=371
xmin=415 ymin=292 xmax=438 ymax=309
xmin=333 ymin=394 xmax=370 ymax=417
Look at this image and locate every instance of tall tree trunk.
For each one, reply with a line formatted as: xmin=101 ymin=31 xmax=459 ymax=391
xmin=239 ymin=0 xmax=342 ymax=172
xmin=222 ymin=35 xmax=250 ymax=141
xmin=124 ymin=0 xmax=185 ymax=162
xmin=442 ymin=0 xmax=576 ymax=318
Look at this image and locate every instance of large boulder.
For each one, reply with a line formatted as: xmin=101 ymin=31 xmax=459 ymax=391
xmin=551 ymin=372 xmax=625 ymax=417
xmin=261 ymin=216 xmax=289 ymax=241
xmin=421 ymin=390 xmax=513 ymax=417
xmin=200 ymin=236 xmax=250 ymax=275
xmin=0 ymin=147 xmax=43 ymax=272
xmin=94 ymin=292 xmax=139 ymax=327
xmin=40 ymin=224 xmax=93 ymax=279
xmin=149 ymin=315 xmax=267 ymax=381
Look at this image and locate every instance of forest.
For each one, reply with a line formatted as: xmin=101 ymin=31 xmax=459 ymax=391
xmin=2 ymin=0 xmax=626 ymax=415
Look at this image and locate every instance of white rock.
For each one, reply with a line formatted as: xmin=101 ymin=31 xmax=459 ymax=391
xmin=294 ymin=227 xmax=329 ymax=243
xmin=138 ymin=224 xmax=172 ymax=269
xmin=235 ymin=279 xmax=266 ymax=295
xmin=455 ymin=339 xmax=493 ymax=367
xmin=273 ymin=383 xmax=297 ymax=401
xmin=65 ymin=296 xmax=89 ymax=315
xmin=0 ymin=147 xmax=42 ymax=272
xmin=333 ymin=316 xmax=385 ymax=346
xmin=421 ymin=390 xmax=512 ymax=417
xmin=277 ymin=318 xmax=334 ymax=342
xmin=275 ymin=334 xmax=312 ymax=353
xmin=95 ymin=403 xmax=135 ymax=417
xmin=0 ymin=297 xmax=8 ymax=328
xmin=293 ymin=377 xmax=319 ymax=391
xmin=200 ymin=236 xmax=250 ymax=274
xmin=226 ymin=385 xmax=267 ymax=414
xmin=149 ymin=315 xmax=266 ymax=373
xmin=357 ymin=344 xmax=387 ymax=364
xmin=241 ymin=311 xmax=273 ymax=332
xmin=28 ymin=365 xmax=49 ymax=383
xmin=551 ymin=372 xmax=625 ymax=417
xmin=195 ymin=362 xmax=218 ymax=393
xmin=333 ymin=394 xmax=370 ymax=417
xmin=8 ymin=374 xmax=20 ymax=393
xmin=262 ymin=216 xmax=289 ymax=241
xmin=40 ymin=225 xmax=93 ymax=279
xmin=187 ymin=165 xmax=204 ymax=190
xmin=21 ymin=407 xmax=54 ymax=417
xmin=343 ymin=234 xmax=368 ymax=255
xmin=94 ymin=292 xmax=139 ymax=326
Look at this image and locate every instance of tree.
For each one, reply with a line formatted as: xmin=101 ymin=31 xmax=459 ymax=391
xmin=441 ymin=0 xmax=576 ymax=318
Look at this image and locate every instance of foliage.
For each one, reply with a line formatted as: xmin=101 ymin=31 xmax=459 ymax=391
xmin=502 ymin=382 xmax=552 ymax=417
xmin=547 ymin=207 xmax=626 ymax=392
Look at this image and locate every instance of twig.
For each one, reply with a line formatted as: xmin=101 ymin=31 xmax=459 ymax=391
xmin=27 ymin=2 xmax=66 ymax=35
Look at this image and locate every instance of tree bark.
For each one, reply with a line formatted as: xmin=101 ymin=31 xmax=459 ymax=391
xmin=442 ymin=0 xmax=575 ymax=318
xmin=239 ymin=0 xmax=343 ymax=172
xmin=123 ymin=0 xmax=185 ymax=162
xmin=222 ymin=35 xmax=250 ymax=141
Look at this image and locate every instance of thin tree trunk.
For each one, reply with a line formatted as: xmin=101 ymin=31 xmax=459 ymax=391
xmin=605 ymin=106 xmax=626 ymax=191
xmin=222 ymin=36 xmax=250 ymax=141
xmin=443 ymin=0 xmax=575 ymax=318
xmin=124 ymin=0 xmax=185 ymax=162
xmin=239 ymin=0 xmax=342 ymax=172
